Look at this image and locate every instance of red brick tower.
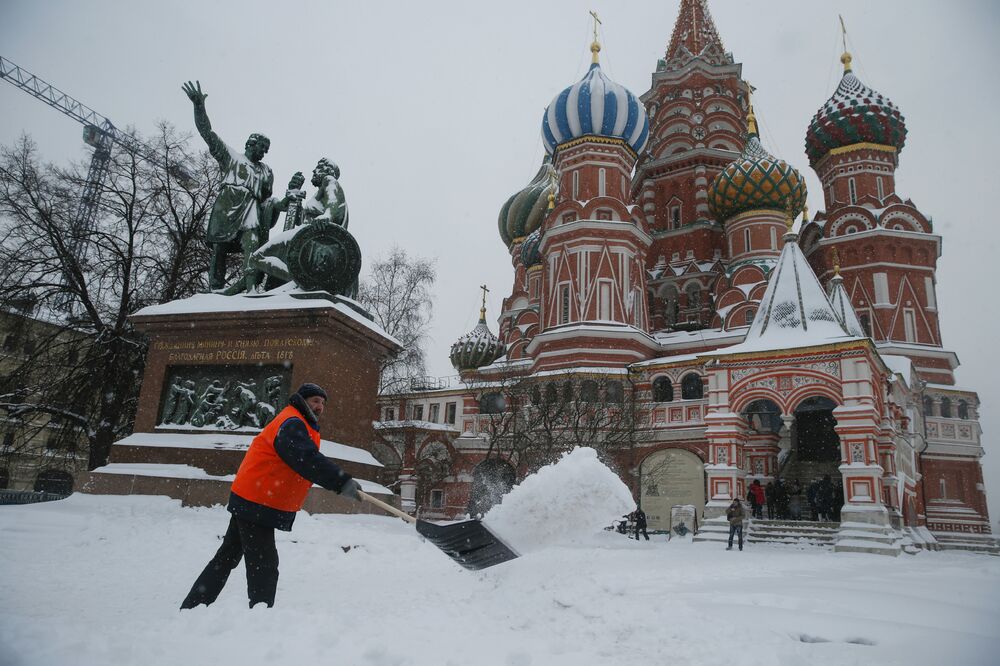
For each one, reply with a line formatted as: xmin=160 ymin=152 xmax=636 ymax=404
xmin=529 ymin=31 xmax=659 ymax=371
xmin=637 ymin=0 xmax=748 ymax=332
xmin=802 ymin=44 xmax=990 ymax=540
xmin=800 ymin=49 xmax=949 ymax=383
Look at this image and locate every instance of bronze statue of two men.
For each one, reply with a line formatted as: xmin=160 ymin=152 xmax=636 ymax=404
xmin=182 ymin=81 xmax=351 ymax=295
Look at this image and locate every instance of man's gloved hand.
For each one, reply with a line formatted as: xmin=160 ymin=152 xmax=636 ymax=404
xmin=339 ymin=478 xmax=362 ymax=502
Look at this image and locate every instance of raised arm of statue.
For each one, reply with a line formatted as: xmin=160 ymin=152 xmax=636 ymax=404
xmin=182 ymin=80 xmax=230 ymax=168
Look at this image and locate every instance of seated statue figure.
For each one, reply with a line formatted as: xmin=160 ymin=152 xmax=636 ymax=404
xmin=249 ymin=158 xmax=361 ymax=297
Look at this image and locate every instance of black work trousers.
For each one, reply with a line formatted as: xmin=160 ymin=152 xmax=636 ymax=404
xmin=180 ymin=515 xmax=279 ymax=609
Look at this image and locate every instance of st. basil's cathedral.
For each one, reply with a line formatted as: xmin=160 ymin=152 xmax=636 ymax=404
xmin=375 ymin=0 xmax=994 ymax=555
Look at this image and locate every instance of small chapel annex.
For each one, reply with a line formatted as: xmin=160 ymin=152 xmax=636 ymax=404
xmin=374 ymin=0 xmax=993 ymax=555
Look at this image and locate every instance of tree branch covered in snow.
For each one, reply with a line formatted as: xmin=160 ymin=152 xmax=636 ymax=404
xmin=357 ymin=247 xmax=436 ymax=394
xmin=468 ymin=369 xmax=650 ymax=489
xmin=0 ymin=128 xmax=217 ymax=471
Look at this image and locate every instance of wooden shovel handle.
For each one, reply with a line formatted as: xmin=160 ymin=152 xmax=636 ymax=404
xmin=358 ymin=490 xmax=416 ymax=524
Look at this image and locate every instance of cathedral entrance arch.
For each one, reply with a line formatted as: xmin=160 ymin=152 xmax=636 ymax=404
xmin=639 ymin=448 xmax=705 ymax=531
xmin=793 ymin=396 xmax=840 ymax=464
xmin=468 ymin=458 xmax=515 ymax=517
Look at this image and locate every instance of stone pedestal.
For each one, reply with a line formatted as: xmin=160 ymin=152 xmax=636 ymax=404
xmin=78 ymin=292 xmax=403 ymax=514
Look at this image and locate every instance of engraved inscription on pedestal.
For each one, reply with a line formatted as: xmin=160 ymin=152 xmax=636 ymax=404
xmin=158 ymin=364 xmax=292 ymax=430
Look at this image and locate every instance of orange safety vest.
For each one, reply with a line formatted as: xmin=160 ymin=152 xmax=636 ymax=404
xmin=231 ymin=405 xmax=321 ymax=512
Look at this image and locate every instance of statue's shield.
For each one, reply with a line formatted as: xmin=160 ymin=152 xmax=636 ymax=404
xmin=286 ymin=222 xmax=361 ymax=294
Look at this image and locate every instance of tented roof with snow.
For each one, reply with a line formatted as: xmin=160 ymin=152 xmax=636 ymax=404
xmin=705 ymin=228 xmax=861 ymax=355
xmin=827 ymin=273 xmax=866 ymax=338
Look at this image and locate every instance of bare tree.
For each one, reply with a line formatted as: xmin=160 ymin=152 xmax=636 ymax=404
xmin=0 ymin=127 xmax=217 ymax=472
xmin=470 ymin=368 xmax=650 ymax=483
xmin=357 ymin=247 xmax=436 ymax=394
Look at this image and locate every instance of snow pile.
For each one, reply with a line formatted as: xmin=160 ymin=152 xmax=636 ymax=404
xmin=2 ymin=494 xmax=1000 ymax=665
xmin=483 ymin=447 xmax=635 ymax=553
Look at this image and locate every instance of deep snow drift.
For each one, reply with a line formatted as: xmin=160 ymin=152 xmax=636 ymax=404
xmin=1 ymin=493 xmax=999 ymax=666
xmin=483 ymin=447 xmax=635 ymax=553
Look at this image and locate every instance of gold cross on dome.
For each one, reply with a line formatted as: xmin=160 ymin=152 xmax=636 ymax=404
xmin=479 ymin=284 xmax=490 ymax=319
xmin=589 ymin=10 xmax=602 ymax=63
xmin=590 ymin=10 xmax=602 ymax=40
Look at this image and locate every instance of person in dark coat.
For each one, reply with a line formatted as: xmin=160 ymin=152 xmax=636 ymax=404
xmin=726 ymin=498 xmax=744 ymax=551
xmin=832 ymin=481 xmax=844 ymax=522
xmin=765 ymin=481 xmax=776 ymax=520
xmin=180 ymin=383 xmax=361 ymax=609
xmin=807 ymin=479 xmax=819 ymax=521
xmin=773 ymin=479 xmax=789 ymax=519
xmin=632 ymin=506 xmax=649 ymax=541
xmin=748 ymin=480 xmax=766 ymax=519
xmin=815 ymin=474 xmax=834 ymax=521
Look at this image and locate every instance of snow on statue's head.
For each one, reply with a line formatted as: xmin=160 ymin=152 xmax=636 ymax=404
xmin=244 ymin=133 xmax=270 ymax=162
xmin=312 ymin=158 xmax=340 ymax=186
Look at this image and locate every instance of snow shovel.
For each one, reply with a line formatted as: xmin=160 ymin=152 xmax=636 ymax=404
xmin=357 ymin=490 xmax=519 ymax=570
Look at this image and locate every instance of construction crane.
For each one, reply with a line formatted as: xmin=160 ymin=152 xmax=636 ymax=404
xmin=0 ymin=55 xmax=192 ymax=310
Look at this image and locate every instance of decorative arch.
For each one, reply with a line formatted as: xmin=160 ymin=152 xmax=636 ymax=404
xmin=33 ymin=469 xmax=73 ymax=495
xmin=639 ymin=447 xmax=706 ymax=531
xmin=709 ymin=140 xmax=739 ymax=151
xmin=680 ymin=372 xmax=704 ymax=400
xmin=652 ymin=375 xmax=674 ymax=402
xmin=828 ymin=213 xmax=876 ymax=237
xmin=370 ymin=439 xmax=403 ymax=488
xmin=741 ymin=398 xmax=782 ymax=433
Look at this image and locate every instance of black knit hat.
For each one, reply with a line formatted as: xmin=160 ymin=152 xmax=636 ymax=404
xmin=296 ymin=383 xmax=328 ymax=400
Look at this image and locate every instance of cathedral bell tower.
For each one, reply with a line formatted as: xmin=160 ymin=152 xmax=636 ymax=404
xmin=527 ymin=21 xmax=659 ymax=372
xmin=637 ymin=0 xmax=747 ymax=332
xmin=801 ymin=42 xmax=950 ymax=383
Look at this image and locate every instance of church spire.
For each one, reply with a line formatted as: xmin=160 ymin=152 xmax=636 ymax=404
xmin=663 ymin=0 xmax=728 ymax=71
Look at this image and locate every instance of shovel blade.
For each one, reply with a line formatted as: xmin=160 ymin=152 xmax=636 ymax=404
xmin=415 ymin=519 xmax=519 ymax=570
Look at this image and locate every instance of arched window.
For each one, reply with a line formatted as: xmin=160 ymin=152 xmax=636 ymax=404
xmin=939 ymin=397 xmax=952 ymax=418
xmin=580 ymin=380 xmax=599 ymax=402
xmin=606 ymin=381 xmax=624 ymax=403
xmin=479 ymin=392 xmax=506 ymax=415
xmin=545 ymin=384 xmax=558 ymax=404
xmin=685 ymin=283 xmax=701 ymax=309
xmin=652 ymin=377 xmax=673 ymax=402
xmin=662 ymin=287 xmax=679 ymax=326
xmin=958 ymin=400 xmax=970 ymax=420
xmin=744 ymin=309 xmax=755 ymax=326
xmin=2 ymin=335 xmax=17 ymax=353
xmin=0 ymin=467 xmax=8 ymax=489
xmin=922 ymin=396 xmax=933 ymax=417
xmin=562 ymin=380 xmax=574 ymax=402
xmin=681 ymin=373 xmax=703 ymax=400
xmin=530 ymin=387 xmax=542 ymax=405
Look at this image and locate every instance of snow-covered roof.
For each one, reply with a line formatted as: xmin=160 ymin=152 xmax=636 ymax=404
xmin=115 ymin=431 xmax=382 ymax=467
xmin=93 ymin=462 xmax=391 ymax=494
xmin=373 ymin=420 xmax=459 ymax=433
xmin=881 ymin=354 xmax=913 ymax=382
xmin=133 ymin=285 xmax=400 ymax=347
xmin=703 ymin=228 xmax=861 ymax=356
xmin=826 ymin=273 xmax=866 ymax=338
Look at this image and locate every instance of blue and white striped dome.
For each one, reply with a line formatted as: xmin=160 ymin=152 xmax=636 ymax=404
xmin=542 ymin=62 xmax=650 ymax=156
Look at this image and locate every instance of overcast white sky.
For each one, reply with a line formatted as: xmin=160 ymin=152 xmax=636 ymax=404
xmin=3 ymin=0 xmax=998 ymax=522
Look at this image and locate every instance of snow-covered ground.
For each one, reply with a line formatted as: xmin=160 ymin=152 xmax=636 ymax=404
xmin=2 ymin=495 xmax=998 ymax=665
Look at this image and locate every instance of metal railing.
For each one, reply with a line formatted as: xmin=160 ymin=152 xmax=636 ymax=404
xmin=0 ymin=490 xmax=70 ymax=505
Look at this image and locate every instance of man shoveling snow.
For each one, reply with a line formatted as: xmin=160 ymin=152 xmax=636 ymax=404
xmin=180 ymin=383 xmax=361 ymax=609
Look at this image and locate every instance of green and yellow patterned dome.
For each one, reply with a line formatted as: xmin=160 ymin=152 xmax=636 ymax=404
xmin=498 ymin=158 xmax=554 ymax=250
xmin=708 ymin=109 xmax=807 ymax=223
